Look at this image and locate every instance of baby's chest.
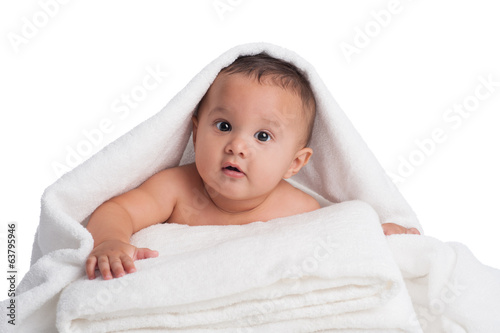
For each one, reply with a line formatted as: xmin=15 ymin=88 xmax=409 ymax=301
xmin=167 ymin=200 xmax=258 ymax=226
xmin=168 ymin=200 xmax=213 ymax=226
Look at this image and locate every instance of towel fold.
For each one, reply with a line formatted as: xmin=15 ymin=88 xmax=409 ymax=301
xmin=387 ymin=235 xmax=500 ymax=332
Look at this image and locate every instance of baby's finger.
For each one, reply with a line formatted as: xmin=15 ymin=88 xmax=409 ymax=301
xmin=382 ymin=223 xmax=405 ymax=235
xmin=135 ymin=247 xmax=159 ymax=260
xmin=109 ymin=257 xmax=126 ymax=278
xmin=86 ymin=256 xmax=97 ymax=280
xmin=121 ymin=255 xmax=137 ymax=274
xmin=97 ymin=255 xmax=113 ymax=280
xmin=407 ymin=228 xmax=421 ymax=235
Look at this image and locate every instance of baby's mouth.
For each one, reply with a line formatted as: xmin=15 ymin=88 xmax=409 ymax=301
xmin=224 ymin=166 xmax=241 ymax=173
xmin=222 ymin=163 xmax=245 ymax=177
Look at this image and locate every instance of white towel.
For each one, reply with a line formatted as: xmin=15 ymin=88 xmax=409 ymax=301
xmin=56 ymin=201 xmax=420 ymax=332
xmin=2 ymin=42 xmax=499 ymax=332
xmin=387 ymin=235 xmax=500 ymax=332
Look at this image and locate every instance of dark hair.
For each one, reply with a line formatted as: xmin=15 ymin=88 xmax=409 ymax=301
xmin=196 ymin=53 xmax=316 ymax=146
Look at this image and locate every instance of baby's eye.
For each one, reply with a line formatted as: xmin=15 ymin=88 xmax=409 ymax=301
xmin=216 ymin=121 xmax=232 ymax=132
xmin=255 ymin=131 xmax=271 ymax=142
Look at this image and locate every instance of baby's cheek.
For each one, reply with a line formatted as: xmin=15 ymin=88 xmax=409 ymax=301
xmin=194 ymin=154 xmax=208 ymax=177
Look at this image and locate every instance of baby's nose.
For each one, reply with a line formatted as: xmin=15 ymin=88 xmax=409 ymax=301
xmin=225 ymin=136 xmax=249 ymax=158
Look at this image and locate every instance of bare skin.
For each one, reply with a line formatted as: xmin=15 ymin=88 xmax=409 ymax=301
xmin=382 ymin=223 xmax=420 ymax=236
xmin=86 ymin=164 xmax=320 ymax=280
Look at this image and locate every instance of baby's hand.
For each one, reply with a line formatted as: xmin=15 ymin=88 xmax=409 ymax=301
xmin=382 ymin=223 xmax=420 ymax=236
xmin=86 ymin=240 xmax=159 ymax=280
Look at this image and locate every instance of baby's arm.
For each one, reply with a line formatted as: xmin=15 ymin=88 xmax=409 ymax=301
xmin=86 ymin=170 xmax=177 ymax=279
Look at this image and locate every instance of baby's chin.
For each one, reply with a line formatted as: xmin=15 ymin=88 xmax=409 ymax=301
xmin=206 ymin=186 xmax=251 ymax=202
xmin=204 ymin=182 xmax=266 ymax=204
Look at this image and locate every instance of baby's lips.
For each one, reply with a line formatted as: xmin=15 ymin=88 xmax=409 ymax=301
xmin=222 ymin=162 xmax=245 ymax=174
xmin=221 ymin=162 xmax=246 ymax=178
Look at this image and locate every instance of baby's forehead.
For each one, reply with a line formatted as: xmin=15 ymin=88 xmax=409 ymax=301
xmin=212 ymin=72 xmax=304 ymax=104
xmin=211 ymin=73 xmax=306 ymax=113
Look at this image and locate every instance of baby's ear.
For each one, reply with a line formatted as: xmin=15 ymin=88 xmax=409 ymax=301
xmin=283 ymin=147 xmax=313 ymax=179
xmin=191 ymin=116 xmax=199 ymax=146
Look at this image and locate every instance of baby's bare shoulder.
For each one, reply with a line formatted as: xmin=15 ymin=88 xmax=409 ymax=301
xmin=293 ymin=188 xmax=321 ymax=213
xmin=141 ymin=163 xmax=200 ymax=193
xmin=277 ymin=181 xmax=321 ymax=215
xmin=152 ymin=163 xmax=196 ymax=179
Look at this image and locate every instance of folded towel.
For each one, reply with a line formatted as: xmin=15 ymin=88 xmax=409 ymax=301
xmin=56 ymin=201 xmax=420 ymax=332
xmin=2 ymin=42 xmax=499 ymax=333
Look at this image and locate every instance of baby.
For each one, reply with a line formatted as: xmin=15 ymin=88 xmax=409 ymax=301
xmin=86 ymin=53 xmax=418 ymax=280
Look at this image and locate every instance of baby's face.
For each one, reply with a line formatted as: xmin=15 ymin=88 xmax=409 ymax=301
xmin=192 ymin=73 xmax=308 ymax=201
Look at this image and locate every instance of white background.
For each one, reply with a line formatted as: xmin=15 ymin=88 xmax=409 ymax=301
xmin=1 ymin=0 xmax=499 ymax=297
